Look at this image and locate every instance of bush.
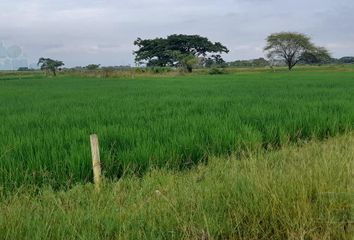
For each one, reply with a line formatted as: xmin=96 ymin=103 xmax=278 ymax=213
xmin=17 ymin=67 xmax=32 ymax=71
xmin=134 ymin=68 xmax=146 ymax=73
xmin=208 ymin=67 xmax=226 ymax=75
xmin=149 ymin=67 xmax=173 ymax=74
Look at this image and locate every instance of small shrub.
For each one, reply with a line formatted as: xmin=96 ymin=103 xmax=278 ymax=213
xmin=208 ymin=67 xmax=226 ymax=75
xmin=148 ymin=67 xmax=172 ymax=74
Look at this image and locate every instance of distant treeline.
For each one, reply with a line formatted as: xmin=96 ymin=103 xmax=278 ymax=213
xmin=227 ymin=58 xmax=269 ymax=68
xmin=63 ymin=56 xmax=354 ymax=70
xmin=333 ymin=56 xmax=354 ymax=64
xmin=227 ymin=56 xmax=354 ymax=68
xmin=16 ymin=56 xmax=354 ymax=72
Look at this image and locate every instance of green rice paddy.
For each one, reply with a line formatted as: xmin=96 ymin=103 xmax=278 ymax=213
xmin=1 ymin=68 xmax=354 ymax=190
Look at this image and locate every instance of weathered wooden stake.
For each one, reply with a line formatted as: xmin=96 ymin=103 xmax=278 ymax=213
xmin=90 ymin=134 xmax=102 ymax=190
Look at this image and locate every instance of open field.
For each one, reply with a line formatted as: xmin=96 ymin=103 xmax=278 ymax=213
xmin=1 ymin=67 xmax=354 ymax=191
xmin=0 ymin=134 xmax=353 ymax=239
xmin=2 ymin=0 xmax=354 ymax=238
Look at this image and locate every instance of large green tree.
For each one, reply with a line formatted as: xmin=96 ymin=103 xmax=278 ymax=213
xmin=264 ymin=32 xmax=330 ymax=70
xmin=37 ymin=58 xmax=64 ymax=76
xmin=134 ymin=34 xmax=229 ymax=72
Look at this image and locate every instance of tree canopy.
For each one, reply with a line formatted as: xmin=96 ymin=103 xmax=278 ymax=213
xmin=134 ymin=34 xmax=229 ymax=72
xmin=300 ymin=47 xmax=331 ymax=65
xmin=264 ymin=32 xmax=331 ymax=70
xmin=85 ymin=64 xmax=101 ymax=70
xmin=37 ymin=58 xmax=64 ymax=76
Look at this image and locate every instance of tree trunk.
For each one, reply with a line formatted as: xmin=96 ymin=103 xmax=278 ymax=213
xmin=287 ymin=61 xmax=293 ymax=71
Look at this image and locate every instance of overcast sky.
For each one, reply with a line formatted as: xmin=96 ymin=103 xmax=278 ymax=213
xmin=1 ymin=0 xmax=353 ymax=68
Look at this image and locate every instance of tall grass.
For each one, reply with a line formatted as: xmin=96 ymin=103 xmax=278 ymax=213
xmin=0 ymin=69 xmax=354 ymax=190
xmin=0 ymin=134 xmax=353 ymax=239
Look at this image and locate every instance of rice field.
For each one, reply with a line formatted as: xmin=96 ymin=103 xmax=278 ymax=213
xmin=1 ymin=68 xmax=354 ymax=191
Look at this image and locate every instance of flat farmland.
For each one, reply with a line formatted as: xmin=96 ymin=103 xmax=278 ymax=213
xmin=1 ymin=69 xmax=354 ymax=190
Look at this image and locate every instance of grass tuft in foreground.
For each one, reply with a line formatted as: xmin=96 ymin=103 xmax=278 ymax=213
xmin=1 ymin=134 xmax=353 ymax=239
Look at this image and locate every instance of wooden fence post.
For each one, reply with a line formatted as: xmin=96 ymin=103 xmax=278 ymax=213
xmin=90 ymin=134 xmax=102 ymax=189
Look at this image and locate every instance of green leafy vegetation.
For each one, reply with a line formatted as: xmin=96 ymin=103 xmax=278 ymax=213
xmin=85 ymin=64 xmax=101 ymax=70
xmin=0 ymin=68 xmax=354 ymax=191
xmin=208 ymin=67 xmax=226 ymax=75
xmin=264 ymin=32 xmax=331 ymax=70
xmin=228 ymin=58 xmax=269 ymax=68
xmin=37 ymin=57 xmax=64 ymax=76
xmin=134 ymin=34 xmax=229 ymax=72
xmin=0 ymin=134 xmax=353 ymax=239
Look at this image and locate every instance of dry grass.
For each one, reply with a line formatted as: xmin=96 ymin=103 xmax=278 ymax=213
xmin=0 ymin=134 xmax=353 ymax=239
